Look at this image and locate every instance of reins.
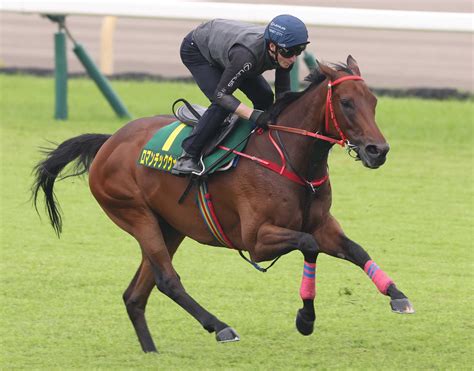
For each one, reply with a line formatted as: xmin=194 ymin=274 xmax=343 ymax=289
xmin=222 ymin=75 xmax=364 ymax=192
xmin=219 ymin=131 xmax=329 ymax=191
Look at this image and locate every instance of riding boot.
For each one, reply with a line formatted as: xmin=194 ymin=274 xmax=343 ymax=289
xmin=173 ymin=150 xmax=203 ymax=174
xmin=173 ymin=103 xmax=230 ymax=175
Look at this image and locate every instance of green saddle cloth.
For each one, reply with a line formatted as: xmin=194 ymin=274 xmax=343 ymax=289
xmin=138 ymin=119 xmax=253 ymax=174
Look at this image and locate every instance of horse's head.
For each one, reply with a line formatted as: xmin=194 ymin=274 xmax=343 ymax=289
xmin=318 ymin=56 xmax=389 ymax=169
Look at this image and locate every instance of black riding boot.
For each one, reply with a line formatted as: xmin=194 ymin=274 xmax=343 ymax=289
xmin=172 ymin=103 xmax=230 ymax=175
xmin=173 ymin=150 xmax=203 ymax=174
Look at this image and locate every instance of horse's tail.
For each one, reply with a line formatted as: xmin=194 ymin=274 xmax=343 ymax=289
xmin=32 ymin=133 xmax=111 ymax=237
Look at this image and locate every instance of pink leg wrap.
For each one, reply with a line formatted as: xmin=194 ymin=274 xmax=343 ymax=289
xmin=299 ymin=262 xmax=316 ymax=300
xmin=364 ymin=260 xmax=394 ymax=295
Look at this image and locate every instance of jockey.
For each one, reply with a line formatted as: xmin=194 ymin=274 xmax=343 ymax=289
xmin=173 ymin=14 xmax=310 ymax=174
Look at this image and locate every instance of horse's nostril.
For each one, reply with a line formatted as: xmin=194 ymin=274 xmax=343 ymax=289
xmin=365 ymin=144 xmax=389 ymax=158
xmin=366 ymin=145 xmax=380 ymax=156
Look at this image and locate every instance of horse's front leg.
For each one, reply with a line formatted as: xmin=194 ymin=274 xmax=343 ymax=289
xmin=250 ymin=224 xmax=320 ymax=336
xmin=314 ymin=216 xmax=414 ymax=314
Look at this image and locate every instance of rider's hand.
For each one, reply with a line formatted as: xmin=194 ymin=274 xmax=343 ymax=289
xmin=249 ymin=109 xmax=271 ymax=130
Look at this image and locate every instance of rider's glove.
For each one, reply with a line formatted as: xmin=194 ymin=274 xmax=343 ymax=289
xmin=249 ymin=109 xmax=271 ymax=130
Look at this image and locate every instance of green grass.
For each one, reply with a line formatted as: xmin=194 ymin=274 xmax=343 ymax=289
xmin=1 ymin=74 xmax=473 ymax=369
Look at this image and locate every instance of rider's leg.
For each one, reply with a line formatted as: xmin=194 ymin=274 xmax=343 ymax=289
xmin=181 ymin=104 xmax=230 ymax=157
xmin=174 ymin=33 xmax=230 ymax=174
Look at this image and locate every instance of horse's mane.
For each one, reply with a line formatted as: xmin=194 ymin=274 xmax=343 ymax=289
xmin=268 ymin=62 xmax=354 ymax=120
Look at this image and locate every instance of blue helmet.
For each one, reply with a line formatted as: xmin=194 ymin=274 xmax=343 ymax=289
xmin=264 ymin=14 xmax=309 ymax=48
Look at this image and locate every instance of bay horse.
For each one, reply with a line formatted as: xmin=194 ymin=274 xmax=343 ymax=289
xmin=32 ymin=56 xmax=414 ymax=353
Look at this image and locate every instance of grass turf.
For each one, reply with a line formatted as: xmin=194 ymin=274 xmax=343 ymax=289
xmin=1 ymin=74 xmax=473 ymax=369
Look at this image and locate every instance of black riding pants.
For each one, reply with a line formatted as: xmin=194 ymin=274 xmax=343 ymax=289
xmin=179 ymin=32 xmax=273 ymax=157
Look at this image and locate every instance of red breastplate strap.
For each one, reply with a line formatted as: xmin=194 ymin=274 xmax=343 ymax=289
xmin=219 ymin=135 xmax=328 ymax=189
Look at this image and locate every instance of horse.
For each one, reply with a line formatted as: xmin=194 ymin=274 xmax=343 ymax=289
xmin=32 ymin=56 xmax=414 ymax=353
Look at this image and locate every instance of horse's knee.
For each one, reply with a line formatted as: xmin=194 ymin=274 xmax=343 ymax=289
xmin=299 ymin=233 xmax=319 ymax=260
xmin=299 ymin=233 xmax=317 ymax=248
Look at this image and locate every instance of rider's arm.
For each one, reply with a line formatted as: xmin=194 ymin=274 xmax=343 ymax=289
xmin=212 ymin=45 xmax=258 ymax=120
xmin=274 ymin=66 xmax=293 ymax=99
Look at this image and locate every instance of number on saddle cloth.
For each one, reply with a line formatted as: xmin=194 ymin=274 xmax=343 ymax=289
xmin=137 ymin=99 xmax=254 ymax=175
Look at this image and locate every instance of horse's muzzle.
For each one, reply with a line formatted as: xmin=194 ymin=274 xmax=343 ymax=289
xmin=358 ymin=143 xmax=390 ymax=169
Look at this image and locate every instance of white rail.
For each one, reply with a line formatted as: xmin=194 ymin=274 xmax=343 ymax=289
xmin=1 ymin=0 xmax=473 ymax=33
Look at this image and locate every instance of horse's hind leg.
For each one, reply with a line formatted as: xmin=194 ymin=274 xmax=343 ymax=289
xmin=123 ymin=257 xmax=157 ymax=352
xmin=130 ymin=212 xmax=238 ymax=347
xmin=123 ymin=222 xmax=185 ymax=353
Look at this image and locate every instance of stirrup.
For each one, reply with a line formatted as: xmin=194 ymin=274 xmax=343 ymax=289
xmin=192 ymin=155 xmax=206 ymax=176
xmin=172 ymin=153 xmax=204 ymax=176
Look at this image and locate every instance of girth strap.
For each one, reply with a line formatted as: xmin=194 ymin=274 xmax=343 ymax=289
xmin=197 ymin=181 xmax=280 ymax=272
xmin=197 ymin=181 xmax=235 ymax=248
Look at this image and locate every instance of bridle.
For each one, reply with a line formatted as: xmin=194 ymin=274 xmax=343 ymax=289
xmin=262 ymin=74 xmax=365 ymax=187
xmin=268 ymin=75 xmax=364 ymax=151
xmin=218 ymin=75 xmax=365 ymax=191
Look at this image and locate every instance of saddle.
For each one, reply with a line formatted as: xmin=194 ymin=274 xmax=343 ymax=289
xmin=173 ymin=99 xmax=240 ymax=157
xmin=138 ymin=100 xmax=253 ymax=177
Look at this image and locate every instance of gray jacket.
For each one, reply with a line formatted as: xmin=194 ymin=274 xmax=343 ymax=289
xmin=192 ymin=19 xmax=270 ymax=73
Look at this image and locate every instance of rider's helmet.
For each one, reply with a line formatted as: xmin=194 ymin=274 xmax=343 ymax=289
xmin=264 ymin=14 xmax=309 ymax=57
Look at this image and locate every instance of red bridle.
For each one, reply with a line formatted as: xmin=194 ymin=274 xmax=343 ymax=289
xmin=218 ymin=75 xmax=365 ymax=190
xmin=269 ymin=75 xmax=364 ymax=147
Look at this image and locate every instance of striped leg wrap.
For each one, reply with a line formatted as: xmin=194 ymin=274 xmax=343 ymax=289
xmin=364 ymin=260 xmax=394 ymax=295
xmin=300 ymin=262 xmax=316 ymax=300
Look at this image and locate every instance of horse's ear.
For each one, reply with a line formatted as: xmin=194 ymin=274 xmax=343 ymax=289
xmin=347 ymin=55 xmax=361 ymax=76
xmin=319 ymin=63 xmax=338 ymax=81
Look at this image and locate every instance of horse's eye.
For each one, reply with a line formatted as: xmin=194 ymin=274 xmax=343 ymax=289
xmin=340 ymin=98 xmax=354 ymax=109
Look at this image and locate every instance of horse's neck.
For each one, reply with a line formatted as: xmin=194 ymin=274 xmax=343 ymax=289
xmin=277 ymin=85 xmax=330 ymax=177
xmin=308 ymin=140 xmax=332 ymax=179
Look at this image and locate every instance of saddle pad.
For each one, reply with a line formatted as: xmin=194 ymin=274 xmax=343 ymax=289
xmin=138 ymin=119 xmax=253 ymax=174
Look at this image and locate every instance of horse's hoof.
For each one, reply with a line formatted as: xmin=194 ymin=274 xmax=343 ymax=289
xmin=296 ymin=308 xmax=315 ymax=336
xmin=216 ymin=327 xmax=240 ymax=343
xmin=390 ymin=298 xmax=415 ymax=314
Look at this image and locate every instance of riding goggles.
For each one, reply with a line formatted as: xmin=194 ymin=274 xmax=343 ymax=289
xmin=278 ymin=44 xmax=307 ymax=58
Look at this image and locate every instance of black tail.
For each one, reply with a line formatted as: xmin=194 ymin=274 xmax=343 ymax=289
xmin=32 ymin=133 xmax=111 ymax=236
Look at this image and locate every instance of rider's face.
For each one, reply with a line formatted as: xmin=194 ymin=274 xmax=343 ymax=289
xmin=277 ymin=53 xmax=297 ymax=68
xmin=269 ymin=43 xmax=297 ymax=69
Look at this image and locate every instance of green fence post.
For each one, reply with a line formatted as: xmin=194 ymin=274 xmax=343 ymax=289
xmin=303 ymin=51 xmax=317 ymax=71
xmin=73 ymin=43 xmax=131 ymax=118
xmin=50 ymin=16 xmax=68 ymax=120
xmin=290 ymin=57 xmax=300 ymax=91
